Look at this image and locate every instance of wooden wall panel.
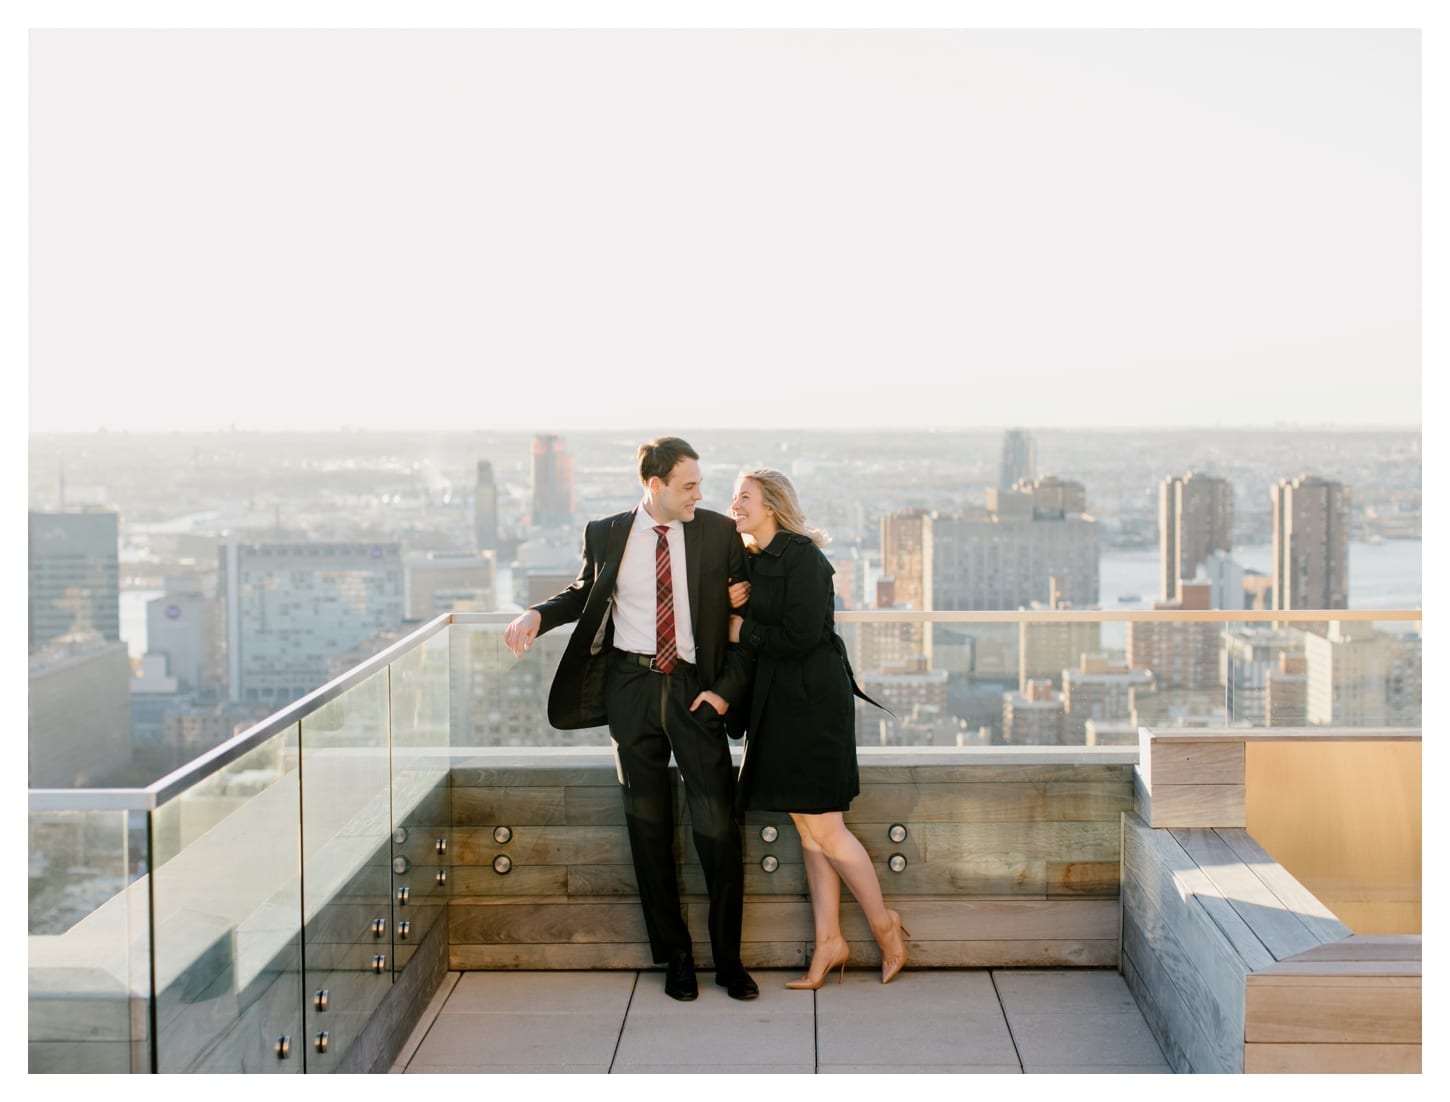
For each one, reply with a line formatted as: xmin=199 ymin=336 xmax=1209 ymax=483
xmin=1243 ymin=1043 xmax=1421 ymax=1074
xmin=1147 ymin=784 xmax=1245 ymax=829
xmin=1245 ymin=978 xmax=1421 ymax=1044
xmin=447 ymin=755 xmax=1135 ymax=972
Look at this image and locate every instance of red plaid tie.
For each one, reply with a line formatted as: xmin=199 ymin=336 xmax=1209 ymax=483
xmin=653 ymin=525 xmax=678 ymax=673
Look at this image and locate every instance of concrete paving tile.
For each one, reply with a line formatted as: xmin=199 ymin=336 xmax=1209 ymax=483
xmin=393 ymin=972 xmax=461 ymax=1071
xmin=815 ymin=967 xmax=1000 ymax=1017
xmin=1006 ymin=1011 xmax=1168 ymax=1068
xmin=404 ymin=1064 xmax=606 ymax=1073
xmin=992 ymin=968 xmax=1141 ymax=1015
xmin=1019 ymin=1064 xmax=1172 ymax=1074
xmin=814 ymin=968 xmax=1014 ymax=1066
xmin=445 ymin=970 xmax=636 ymax=1014
xmin=821 ymin=1065 xmax=1023 ymax=1074
xmin=626 ymin=971 xmax=813 ymax=1016
xmin=613 ymin=1064 xmax=815 ymax=1074
xmin=407 ymin=1010 xmax=624 ymax=1070
xmin=614 ymin=1001 xmax=814 ymax=1067
xmin=817 ymin=1008 xmax=1019 ymax=1067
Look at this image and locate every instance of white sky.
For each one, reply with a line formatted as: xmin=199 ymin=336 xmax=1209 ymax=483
xmin=20 ymin=5 xmax=1432 ymax=434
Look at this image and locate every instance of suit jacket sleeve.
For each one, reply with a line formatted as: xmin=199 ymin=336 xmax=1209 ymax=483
xmin=533 ymin=520 xmax=598 ymax=634
xmin=712 ymin=527 xmax=755 ymax=706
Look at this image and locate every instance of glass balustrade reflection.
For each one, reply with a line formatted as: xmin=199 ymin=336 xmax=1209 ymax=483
xmin=449 ymin=620 xmax=609 ymax=748
xmin=837 ymin=612 xmax=1421 ymax=746
xmin=389 ymin=627 xmax=453 ymax=971
xmin=149 ymin=725 xmax=304 ymax=1072
xmin=299 ymin=669 xmax=392 ymax=1071
xmin=29 ymin=804 xmax=150 ymax=1072
xmin=1223 ymin=617 xmax=1422 ymax=729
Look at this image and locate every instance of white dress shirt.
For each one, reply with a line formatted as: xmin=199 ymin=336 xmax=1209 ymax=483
xmin=610 ymin=505 xmax=696 ymax=663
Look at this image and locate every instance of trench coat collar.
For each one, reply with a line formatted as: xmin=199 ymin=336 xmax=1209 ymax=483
xmin=757 ymin=529 xmax=803 ymax=557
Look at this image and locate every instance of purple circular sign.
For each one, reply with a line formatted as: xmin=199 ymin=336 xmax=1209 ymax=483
xmin=165 ymin=604 xmax=182 ymax=620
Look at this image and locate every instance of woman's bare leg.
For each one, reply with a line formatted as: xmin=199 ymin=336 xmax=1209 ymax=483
xmin=793 ymin=812 xmax=908 ymax=981
xmin=788 ymin=821 xmax=849 ymax=986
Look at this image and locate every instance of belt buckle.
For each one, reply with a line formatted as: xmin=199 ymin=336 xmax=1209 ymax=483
xmin=648 ymin=655 xmax=668 ymax=674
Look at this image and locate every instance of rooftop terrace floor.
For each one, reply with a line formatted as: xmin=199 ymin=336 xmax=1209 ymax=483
xmin=392 ymin=967 xmax=1171 ymax=1074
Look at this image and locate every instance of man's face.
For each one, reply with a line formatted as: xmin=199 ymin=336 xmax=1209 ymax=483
xmin=650 ymin=458 xmax=703 ymax=523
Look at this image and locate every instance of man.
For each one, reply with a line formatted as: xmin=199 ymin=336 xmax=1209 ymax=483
xmin=504 ymin=436 xmax=758 ymax=1001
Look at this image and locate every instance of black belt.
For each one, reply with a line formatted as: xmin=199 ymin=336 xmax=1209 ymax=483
xmin=614 ymin=649 xmax=694 ymax=674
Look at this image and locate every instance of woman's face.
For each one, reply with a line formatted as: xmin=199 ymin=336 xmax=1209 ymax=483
xmin=730 ymin=477 xmax=771 ymax=538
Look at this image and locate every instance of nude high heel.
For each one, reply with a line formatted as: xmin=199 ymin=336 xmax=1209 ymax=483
xmin=786 ymin=939 xmax=850 ymax=990
xmin=879 ymin=910 xmax=910 ymax=984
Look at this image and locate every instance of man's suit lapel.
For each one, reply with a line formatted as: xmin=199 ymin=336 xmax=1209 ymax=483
xmin=582 ymin=509 xmax=634 ymax=653
xmin=605 ymin=510 xmax=634 ymax=579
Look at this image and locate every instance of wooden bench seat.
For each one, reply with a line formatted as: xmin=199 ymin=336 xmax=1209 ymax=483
xmin=1125 ymin=728 xmax=1423 ymax=1074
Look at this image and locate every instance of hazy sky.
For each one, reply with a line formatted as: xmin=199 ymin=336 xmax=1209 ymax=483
xmin=24 ymin=16 xmax=1428 ymax=433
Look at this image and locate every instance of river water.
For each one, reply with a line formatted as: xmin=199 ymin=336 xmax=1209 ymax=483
xmin=1098 ymin=539 xmax=1421 ymax=611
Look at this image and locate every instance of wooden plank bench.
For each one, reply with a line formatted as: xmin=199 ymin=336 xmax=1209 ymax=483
xmin=1125 ymin=727 xmax=1422 ymax=1074
xmin=1244 ymin=936 xmax=1422 ymax=1073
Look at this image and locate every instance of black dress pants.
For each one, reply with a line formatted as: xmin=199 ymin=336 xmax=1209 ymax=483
xmin=604 ymin=649 xmax=745 ymax=969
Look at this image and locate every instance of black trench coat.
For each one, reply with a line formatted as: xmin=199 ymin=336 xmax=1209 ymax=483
xmin=733 ymin=530 xmax=863 ymax=813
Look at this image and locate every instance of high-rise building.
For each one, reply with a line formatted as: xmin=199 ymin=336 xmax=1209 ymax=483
xmin=1266 ymin=652 xmax=1308 ymax=727
xmin=1159 ymin=472 xmax=1233 ymax=603
xmin=145 ymin=590 xmax=220 ymax=695
xmin=474 ymin=460 xmax=499 ymax=552
xmin=927 ymin=486 xmax=1099 ymax=612
xmin=404 ymin=552 xmax=495 ymax=620
xmin=1126 ymin=581 xmax=1221 ymax=691
xmin=881 ymin=509 xmax=930 ymax=613
xmin=220 ymin=541 xmax=404 ymax=705
xmin=1016 ymin=475 xmax=1086 ymax=518
xmin=530 ymin=434 xmax=575 ymax=527
xmin=1062 ymin=654 xmax=1153 ymax=743
xmin=1304 ymin=623 xmax=1421 ymax=726
xmin=1223 ymin=624 xmax=1305 ymax=727
xmin=29 ymin=640 xmax=132 ymax=787
xmin=1019 ymin=617 xmax=1102 ymax=691
xmin=999 ymin=429 xmax=1036 ymax=492
xmin=880 ymin=509 xmax=930 ymax=657
xmin=859 ymin=659 xmax=951 ymax=746
xmin=1003 ymin=679 xmax=1066 ymax=745
xmin=1272 ymin=474 xmax=1350 ymax=610
xmin=29 ymin=510 xmax=121 ymax=651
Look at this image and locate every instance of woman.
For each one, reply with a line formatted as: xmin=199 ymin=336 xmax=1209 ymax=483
xmin=726 ymin=468 xmax=908 ymax=987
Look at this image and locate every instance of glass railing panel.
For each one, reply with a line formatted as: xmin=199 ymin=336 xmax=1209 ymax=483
xmin=449 ymin=620 xmax=610 ymax=747
xmin=840 ymin=615 xmax=1129 ymax=747
xmin=299 ymin=668 xmax=392 ymax=1071
xmin=1223 ymin=615 xmax=1422 ymax=729
xmin=29 ymin=801 xmax=151 ymax=1072
xmin=149 ymin=724 xmax=303 ymax=1072
xmin=388 ymin=626 xmax=453 ymax=971
xmin=839 ymin=611 xmax=1421 ymax=745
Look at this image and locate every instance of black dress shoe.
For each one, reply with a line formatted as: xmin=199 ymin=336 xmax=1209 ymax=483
xmin=664 ymin=953 xmax=698 ymax=1001
xmin=716 ymin=965 xmax=760 ymax=1001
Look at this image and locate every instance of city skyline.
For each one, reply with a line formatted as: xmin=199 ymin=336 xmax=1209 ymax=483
xmin=26 ymin=23 xmax=1423 ymax=434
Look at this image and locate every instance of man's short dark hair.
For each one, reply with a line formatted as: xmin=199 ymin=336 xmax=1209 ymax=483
xmin=638 ymin=436 xmax=699 ymax=485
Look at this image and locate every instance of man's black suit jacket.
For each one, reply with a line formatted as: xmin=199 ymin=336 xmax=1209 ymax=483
xmin=533 ymin=506 xmax=752 ymax=730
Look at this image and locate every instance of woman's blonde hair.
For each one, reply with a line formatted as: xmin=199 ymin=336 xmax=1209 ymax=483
xmin=738 ymin=467 xmax=829 ymax=550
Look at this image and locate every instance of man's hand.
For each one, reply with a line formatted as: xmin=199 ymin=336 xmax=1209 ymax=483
xmin=691 ymin=690 xmax=729 ymax=716
xmin=504 ymin=609 xmax=541 ymax=659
